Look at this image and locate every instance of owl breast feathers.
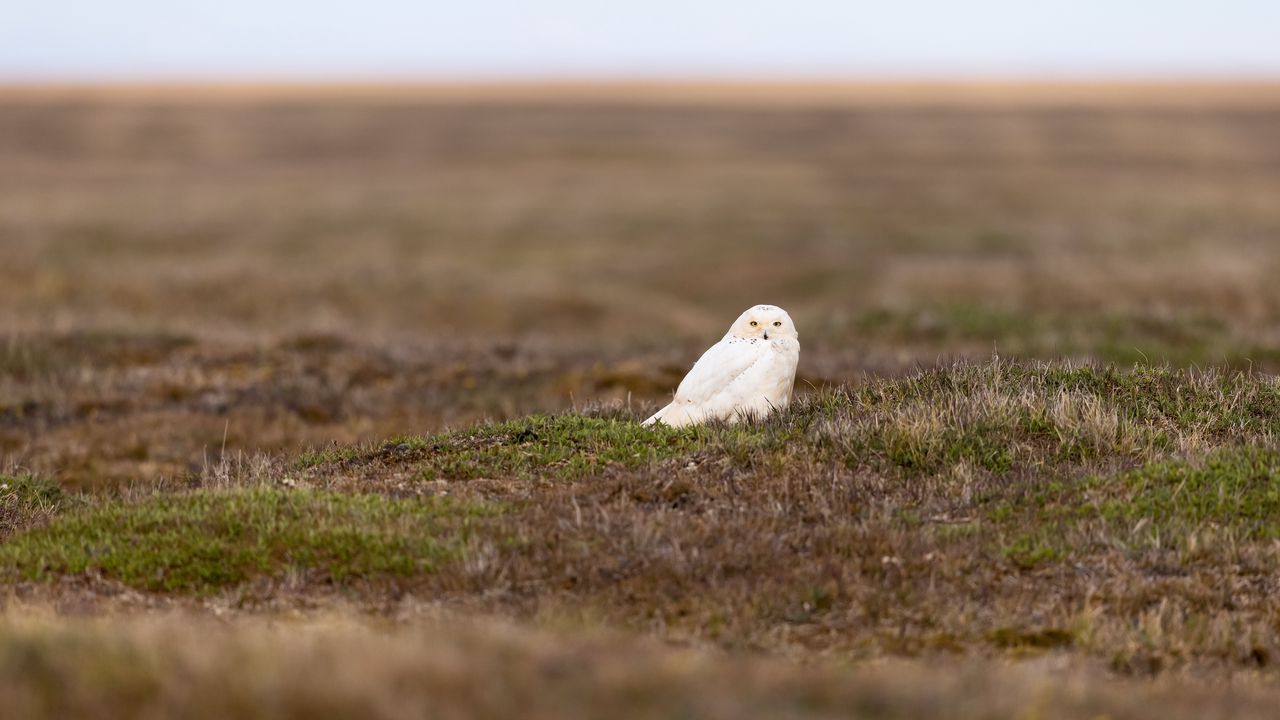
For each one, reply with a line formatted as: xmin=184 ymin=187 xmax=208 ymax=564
xmin=643 ymin=304 xmax=800 ymax=428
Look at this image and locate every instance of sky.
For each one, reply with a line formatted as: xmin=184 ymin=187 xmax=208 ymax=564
xmin=4 ymin=0 xmax=1280 ymax=81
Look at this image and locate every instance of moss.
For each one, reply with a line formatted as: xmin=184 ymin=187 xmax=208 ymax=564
xmin=0 ymin=488 xmax=498 ymax=593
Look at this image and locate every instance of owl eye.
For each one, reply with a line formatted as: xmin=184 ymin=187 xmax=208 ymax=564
xmin=773 ymin=321 xmax=782 ymax=327
xmin=749 ymin=321 xmax=758 ymax=326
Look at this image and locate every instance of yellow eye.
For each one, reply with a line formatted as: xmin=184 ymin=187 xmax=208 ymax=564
xmin=773 ymin=321 xmax=782 ymax=327
xmin=749 ymin=321 xmax=758 ymax=326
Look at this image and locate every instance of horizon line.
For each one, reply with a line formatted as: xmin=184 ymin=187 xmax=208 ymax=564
xmin=5 ymin=76 xmax=1280 ymax=105
xmin=5 ymin=70 xmax=1280 ymax=85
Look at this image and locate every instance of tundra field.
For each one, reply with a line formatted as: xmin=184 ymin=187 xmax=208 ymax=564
xmin=4 ymin=82 xmax=1280 ymax=717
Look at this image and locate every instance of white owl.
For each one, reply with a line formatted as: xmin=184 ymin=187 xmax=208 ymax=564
xmin=643 ymin=304 xmax=800 ymax=428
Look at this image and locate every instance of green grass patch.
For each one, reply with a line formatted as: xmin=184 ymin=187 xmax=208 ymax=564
xmin=1086 ymin=448 xmax=1280 ymax=541
xmin=417 ymin=415 xmax=707 ymax=480
xmin=295 ymin=409 xmax=813 ymax=484
xmin=983 ymin=448 xmax=1280 ymax=566
xmin=0 ymin=488 xmax=498 ymax=593
xmin=334 ymin=415 xmax=791 ymax=482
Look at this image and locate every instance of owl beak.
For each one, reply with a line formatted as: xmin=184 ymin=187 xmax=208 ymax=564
xmin=763 ymin=331 xmax=770 ymax=340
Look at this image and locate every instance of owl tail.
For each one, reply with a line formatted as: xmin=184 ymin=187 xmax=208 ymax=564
xmin=641 ymin=406 xmax=666 ymax=427
xmin=642 ymin=402 xmax=698 ymax=428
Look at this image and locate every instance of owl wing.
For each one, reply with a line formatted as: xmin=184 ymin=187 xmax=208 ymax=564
xmin=673 ymin=338 xmax=768 ymax=404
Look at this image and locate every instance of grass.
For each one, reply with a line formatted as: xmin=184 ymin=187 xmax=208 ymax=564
xmin=7 ymin=85 xmax=1280 ymax=491
xmin=11 ymin=358 xmax=1280 ymax=674
xmin=6 ymin=85 xmax=1280 ymax=353
xmin=1099 ymin=449 xmax=1280 ymax=538
xmin=310 ymin=415 xmax=728 ymax=480
xmin=274 ymin=361 xmax=1280 ymax=673
xmin=0 ymin=488 xmax=497 ymax=593
xmin=853 ymin=305 xmax=1280 ymax=368
xmin=309 ymin=361 xmax=1280 ymax=483
xmin=835 ymin=362 xmax=1280 ymax=472
xmin=993 ymin=448 xmax=1280 ymax=565
xmin=6 ymin=614 xmax=1280 ymax=720
xmin=5 ymin=84 xmax=1280 ymax=713
xmin=0 ymin=474 xmax=67 ymax=540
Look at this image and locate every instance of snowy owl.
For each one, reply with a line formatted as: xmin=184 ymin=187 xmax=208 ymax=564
xmin=643 ymin=304 xmax=799 ymax=428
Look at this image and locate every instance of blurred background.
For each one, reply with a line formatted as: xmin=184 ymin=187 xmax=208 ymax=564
xmin=3 ymin=1 xmax=1280 ymax=486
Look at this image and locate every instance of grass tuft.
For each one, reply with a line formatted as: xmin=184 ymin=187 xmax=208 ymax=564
xmin=0 ymin=475 xmax=68 ymax=540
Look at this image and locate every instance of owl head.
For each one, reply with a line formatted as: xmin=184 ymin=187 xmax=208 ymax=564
xmin=726 ymin=304 xmax=797 ymax=341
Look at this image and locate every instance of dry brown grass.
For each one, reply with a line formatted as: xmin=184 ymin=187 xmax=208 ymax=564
xmin=4 ymin=83 xmax=1280 ymax=715
xmin=4 ymin=82 xmax=1280 ymax=346
xmin=3 ymin=610 xmax=1280 ymax=720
